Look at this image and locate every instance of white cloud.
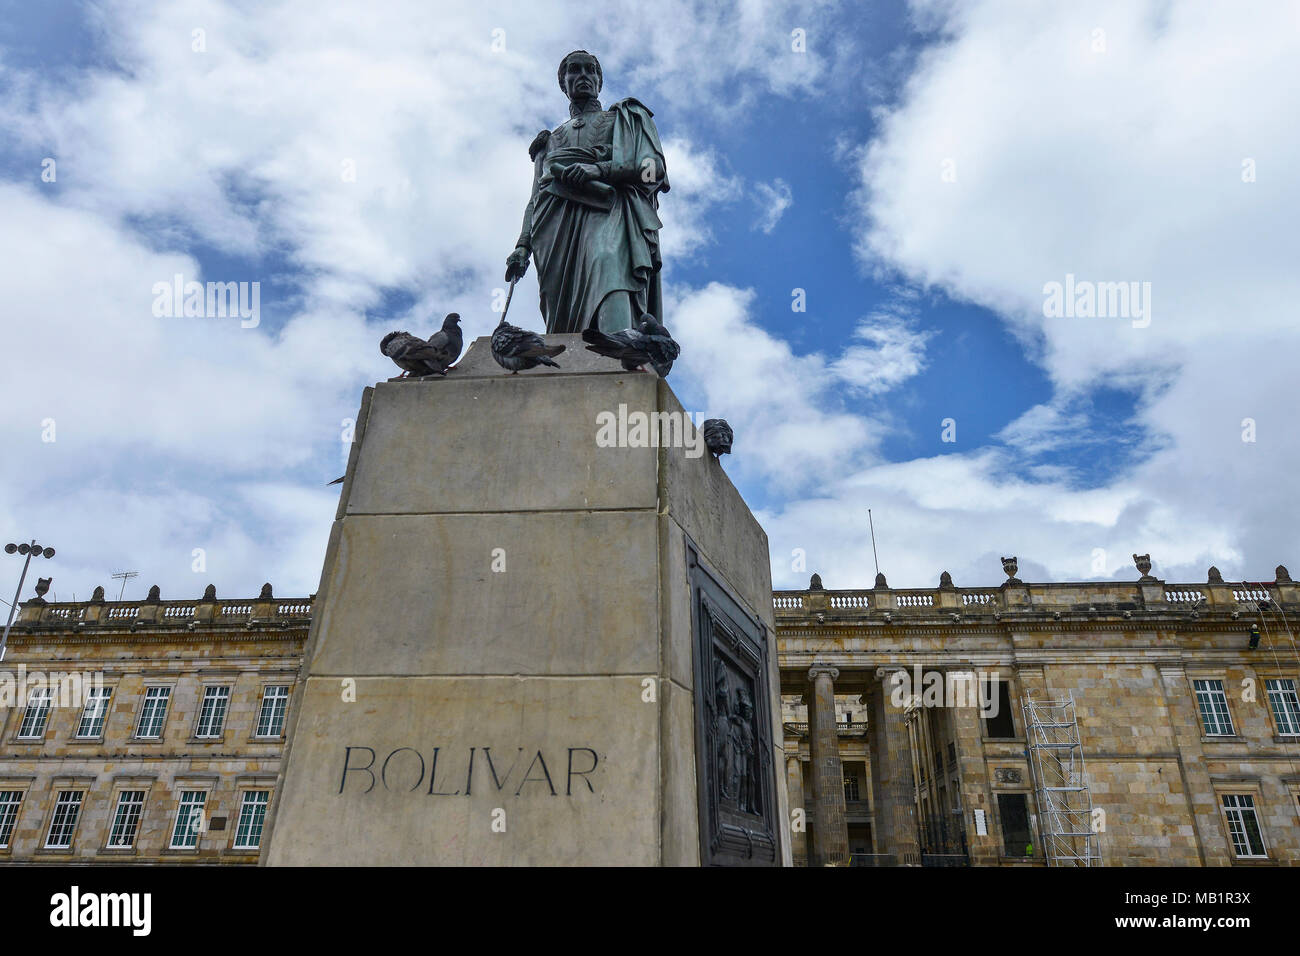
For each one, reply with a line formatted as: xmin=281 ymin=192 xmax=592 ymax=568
xmin=659 ymin=138 xmax=743 ymax=258
xmin=3 ymin=0 xmax=1295 ymax=605
xmin=751 ymin=177 xmax=793 ymax=233
xmin=0 ymin=0 xmax=858 ymax=600
xmin=823 ymin=0 xmax=1300 ymax=586
xmin=828 ymin=310 xmax=931 ymax=395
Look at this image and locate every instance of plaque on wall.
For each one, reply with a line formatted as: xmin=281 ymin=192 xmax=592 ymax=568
xmin=688 ymin=540 xmax=781 ymax=866
xmin=994 ymin=767 xmax=1023 ymax=784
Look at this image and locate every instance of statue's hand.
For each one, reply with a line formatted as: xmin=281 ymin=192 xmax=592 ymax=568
xmin=558 ymin=163 xmax=600 ymax=186
xmin=505 ymin=246 xmax=530 ymax=282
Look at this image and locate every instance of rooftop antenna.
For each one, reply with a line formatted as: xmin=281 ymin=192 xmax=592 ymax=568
xmin=867 ymin=509 xmax=881 ymax=577
xmin=110 ymin=570 xmax=139 ymax=601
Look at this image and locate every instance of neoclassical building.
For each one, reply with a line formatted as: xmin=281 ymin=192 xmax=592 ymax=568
xmin=0 ymin=585 xmax=308 ymax=862
xmin=2 ymin=561 xmax=1297 ymax=866
xmin=777 ymin=562 xmax=1300 ymax=866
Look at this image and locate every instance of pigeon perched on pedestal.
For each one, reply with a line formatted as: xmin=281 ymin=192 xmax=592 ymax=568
xmin=381 ymin=313 xmax=463 ymax=378
xmin=490 ymin=317 xmax=565 ymax=373
xmin=581 ymin=314 xmax=679 ymax=378
xmin=702 ymin=419 xmax=733 ymax=456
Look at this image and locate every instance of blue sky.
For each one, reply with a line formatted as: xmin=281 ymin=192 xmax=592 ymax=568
xmin=1 ymin=0 xmax=1297 ymax=602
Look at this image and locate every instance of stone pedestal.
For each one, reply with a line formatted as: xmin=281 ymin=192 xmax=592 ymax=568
xmin=262 ymin=334 xmax=789 ymax=866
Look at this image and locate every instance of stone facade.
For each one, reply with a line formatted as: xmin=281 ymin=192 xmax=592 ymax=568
xmin=777 ymin=567 xmax=1300 ymax=866
xmin=0 ymin=587 xmax=309 ymax=863
xmin=5 ymin=561 xmax=1298 ymax=867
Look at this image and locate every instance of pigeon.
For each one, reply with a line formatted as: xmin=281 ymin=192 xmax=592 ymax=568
xmin=702 ymin=419 xmax=733 ymax=456
xmin=581 ymin=313 xmax=680 ymax=378
xmin=491 ymin=316 xmax=565 ymax=373
xmin=381 ymin=313 xmax=463 ymax=378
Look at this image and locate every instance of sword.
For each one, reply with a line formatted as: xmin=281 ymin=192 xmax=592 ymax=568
xmin=500 ymin=277 xmax=519 ymax=324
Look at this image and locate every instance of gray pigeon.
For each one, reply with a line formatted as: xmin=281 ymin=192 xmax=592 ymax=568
xmin=381 ymin=313 xmax=463 ymax=378
xmin=491 ymin=317 xmax=565 ymax=373
xmin=582 ymin=313 xmax=680 ymax=378
xmin=702 ymin=419 xmax=733 ymax=456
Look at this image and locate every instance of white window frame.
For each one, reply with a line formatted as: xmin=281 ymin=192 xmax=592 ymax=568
xmin=44 ymin=790 xmax=84 ymax=849
xmin=0 ymin=790 xmax=23 ymax=848
xmin=134 ymin=686 xmax=172 ymax=739
xmin=1265 ymin=678 xmax=1300 ymax=736
xmin=254 ymin=685 xmax=289 ymax=738
xmin=194 ymin=686 xmax=231 ymax=739
xmin=232 ymin=790 xmax=270 ymax=849
xmin=169 ymin=790 xmax=207 ymax=849
xmin=1193 ymin=679 xmax=1235 ymax=736
xmin=106 ymin=790 xmax=146 ymax=848
xmin=17 ymin=688 xmax=53 ymax=739
xmin=75 ymin=686 xmax=113 ymax=738
xmin=1221 ymin=792 xmax=1267 ymax=859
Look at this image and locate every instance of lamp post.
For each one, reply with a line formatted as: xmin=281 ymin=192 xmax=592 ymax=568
xmin=1 ymin=540 xmax=55 ymax=663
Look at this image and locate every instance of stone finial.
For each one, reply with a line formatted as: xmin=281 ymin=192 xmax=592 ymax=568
xmin=939 ymin=571 xmax=954 ymax=589
xmin=34 ymin=577 xmax=51 ymax=598
xmin=874 ymin=572 xmax=888 ymax=589
xmin=808 ymin=573 xmax=823 ymax=590
xmin=1133 ymin=553 xmax=1153 ymax=578
xmin=1276 ymin=564 xmax=1292 ymax=583
xmin=90 ymin=585 xmax=105 ymax=602
xmin=1001 ymin=556 xmax=1020 ymax=583
xmin=145 ymin=584 xmax=161 ymax=603
xmin=259 ymin=582 xmax=274 ymax=600
xmin=202 ymin=583 xmax=217 ymax=601
xmin=1208 ymin=566 xmax=1224 ymax=583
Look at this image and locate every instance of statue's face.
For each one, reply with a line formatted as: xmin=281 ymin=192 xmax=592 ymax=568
xmin=563 ymin=55 xmax=600 ymax=101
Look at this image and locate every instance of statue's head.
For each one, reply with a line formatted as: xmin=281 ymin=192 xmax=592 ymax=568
xmin=558 ymin=50 xmax=602 ymax=101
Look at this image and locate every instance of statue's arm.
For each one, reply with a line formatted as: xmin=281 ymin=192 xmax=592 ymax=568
xmin=515 ymin=130 xmax=550 ymax=250
xmin=594 ymin=156 xmax=663 ymax=185
xmin=594 ymin=106 xmax=665 ymax=188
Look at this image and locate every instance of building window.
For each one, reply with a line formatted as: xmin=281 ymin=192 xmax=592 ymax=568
xmin=233 ymin=791 xmax=270 ymax=849
xmin=947 ymin=741 xmax=957 ymax=769
xmin=169 ymin=791 xmax=207 ymax=849
xmin=1193 ymin=679 xmax=1235 ymax=736
xmin=0 ymin=790 xmax=23 ymax=848
xmin=17 ymin=688 xmax=53 ymax=739
xmin=254 ymin=686 xmax=289 ymax=737
xmin=194 ymin=686 xmax=231 ymax=738
xmin=1221 ymin=793 xmax=1267 ymax=858
xmin=75 ymin=687 xmax=113 ymax=738
xmin=997 ymin=793 xmax=1033 ymax=857
xmin=843 ymin=772 xmax=860 ymax=802
xmin=135 ymin=686 xmax=172 ymax=739
xmin=44 ymin=791 xmax=84 ymax=848
xmin=106 ymin=790 xmax=146 ymax=848
xmin=1265 ymin=679 xmax=1300 ymax=736
xmin=982 ymin=678 xmax=1016 ymax=739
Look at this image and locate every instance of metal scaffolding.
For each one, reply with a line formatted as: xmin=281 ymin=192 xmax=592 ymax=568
xmin=1022 ymin=693 xmax=1102 ymax=866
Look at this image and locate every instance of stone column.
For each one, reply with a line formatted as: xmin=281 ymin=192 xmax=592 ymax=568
xmin=807 ymin=666 xmax=848 ymax=865
xmin=870 ymin=668 xmax=922 ymax=865
xmin=786 ymin=754 xmax=808 ymax=866
xmin=944 ymin=675 xmax=998 ymax=865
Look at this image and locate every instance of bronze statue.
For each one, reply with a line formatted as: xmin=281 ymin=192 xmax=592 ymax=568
xmin=505 ymin=50 xmax=669 ymax=334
